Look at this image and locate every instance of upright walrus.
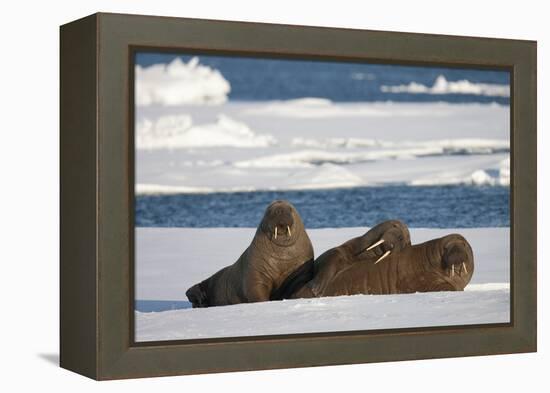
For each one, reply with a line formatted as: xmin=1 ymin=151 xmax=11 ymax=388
xmin=291 ymin=220 xmax=412 ymax=298
xmin=292 ymin=230 xmax=474 ymax=298
xmin=186 ymin=200 xmax=314 ymax=307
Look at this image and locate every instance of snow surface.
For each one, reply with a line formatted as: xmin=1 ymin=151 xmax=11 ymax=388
xmin=135 ymin=227 xmax=509 ymax=341
xmin=136 ymin=101 xmax=510 ymax=193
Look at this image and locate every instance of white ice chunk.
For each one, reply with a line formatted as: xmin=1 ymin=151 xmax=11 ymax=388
xmin=136 ymin=114 xmax=276 ymax=149
xmin=381 ymin=75 xmax=509 ymax=97
xmin=136 ymin=57 xmax=231 ymax=106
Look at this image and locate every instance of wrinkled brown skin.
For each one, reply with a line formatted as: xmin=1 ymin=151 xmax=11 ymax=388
xmin=186 ymin=200 xmax=314 ymax=307
xmin=292 ymin=220 xmax=411 ymax=298
xmin=293 ymin=229 xmax=474 ymax=298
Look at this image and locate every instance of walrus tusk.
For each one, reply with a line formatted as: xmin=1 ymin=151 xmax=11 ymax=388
xmin=274 ymin=226 xmax=277 ymax=239
xmin=462 ymin=262 xmax=468 ymax=274
xmin=451 ymin=265 xmax=455 ymax=277
xmin=374 ymin=250 xmax=391 ymax=264
xmin=287 ymin=226 xmax=291 ymax=237
xmin=366 ymin=238 xmax=385 ymax=251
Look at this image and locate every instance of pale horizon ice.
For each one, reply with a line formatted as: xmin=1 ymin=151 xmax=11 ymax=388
xmin=135 ymin=227 xmax=510 ymax=341
xmin=380 ymin=74 xmax=510 ymax=97
xmin=135 ymin=101 xmax=510 ymax=193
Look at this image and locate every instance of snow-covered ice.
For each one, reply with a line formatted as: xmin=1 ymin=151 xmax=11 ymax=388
xmin=136 ymin=114 xmax=275 ymax=149
xmin=136 ymin=289 xmax=508 ymax=341
xmin=135 ymin=227 xmax=509 ymax=341
xmin=136 ymin=101 xmax=510 ymax=193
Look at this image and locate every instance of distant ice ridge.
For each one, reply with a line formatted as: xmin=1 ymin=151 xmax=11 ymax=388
xmin=241 ymin=97 xmax=456 ymax=118
xmin=474 ymin=157 xmax=510 ymax=186
xmin=235 ymin=140 xmax=509 ymax=169
xmin=291 ymin=137 xmax=509 ymax=154
xmin=242 ymin=98 xmax=507 ymax=119
xmin=381 ymin=75 xmax=510 ymax=97
xmin=136 ymin=184 xmax=215 ymax=194
xmin=136 ymin=150 xmax=509 ymax=194
xmin=135 ymin=57 xmax=231 ymax=106
xmin=136 ymin=114 xmax=276 ymax=149
xmin=411 ymin=157 xmax=510 ymax=186
xmin=136 ymin=163 xmax=364 ymax=195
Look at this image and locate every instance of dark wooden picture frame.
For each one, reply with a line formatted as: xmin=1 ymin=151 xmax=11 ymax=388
xmin=60 ymin=12 xmax=536 ymax=380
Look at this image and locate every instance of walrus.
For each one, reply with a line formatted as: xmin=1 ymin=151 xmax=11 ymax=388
xmin=290 ymin=220 xmax=412 ymax=298
xmin=292 ymin=230 xmax=474 ymax=298
xmin=186 ymin=200 xmax=314 ymax=307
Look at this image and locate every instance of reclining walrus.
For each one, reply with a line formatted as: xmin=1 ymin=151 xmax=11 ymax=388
xmin=289 ymin=220 xmax=411 ymax=298
xmin=186 ymin=200 xmax=314 ymax=307
xmin=291 ymin=222 xmax=474 ymax=298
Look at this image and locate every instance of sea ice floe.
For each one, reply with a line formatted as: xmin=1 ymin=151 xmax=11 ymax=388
xmin=381 ymin=75 xmax=510 ymax=97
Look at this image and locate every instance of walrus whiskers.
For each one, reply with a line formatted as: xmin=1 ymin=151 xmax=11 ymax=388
xmin=374 ymin=250 xmax=391 ymax=264
xmin=462 ymin=262 xmax=468 ymax=274
xmin=287 ymin=225 xmax=291 ymax=237
xmin=274 ymin=226 xmax=277 ymax=239
xmin=366 ymin=238 xmax=385 ymax=251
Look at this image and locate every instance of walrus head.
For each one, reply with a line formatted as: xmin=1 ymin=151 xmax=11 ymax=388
xmin=185 ymin=282 xmax=209 ymax=308
xmin=437 ymin=234 xmax=474 ymax=288
xmin=354 ymin=220 xmax=411 ymax=264
xmin=259 ymin=200 xmax=304 ymax=247
xmin=421 ymin=233 xmax=474 ymax=291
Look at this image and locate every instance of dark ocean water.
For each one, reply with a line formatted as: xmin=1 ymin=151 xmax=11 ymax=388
xmin=135 ymin=52 xmax=510 ymax=105
xmin=136 ymin=185 xmax=509 ymax=229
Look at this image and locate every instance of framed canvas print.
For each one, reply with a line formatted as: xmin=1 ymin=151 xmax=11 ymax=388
xmin=60 ymin=13 xmax=537 ymax=380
